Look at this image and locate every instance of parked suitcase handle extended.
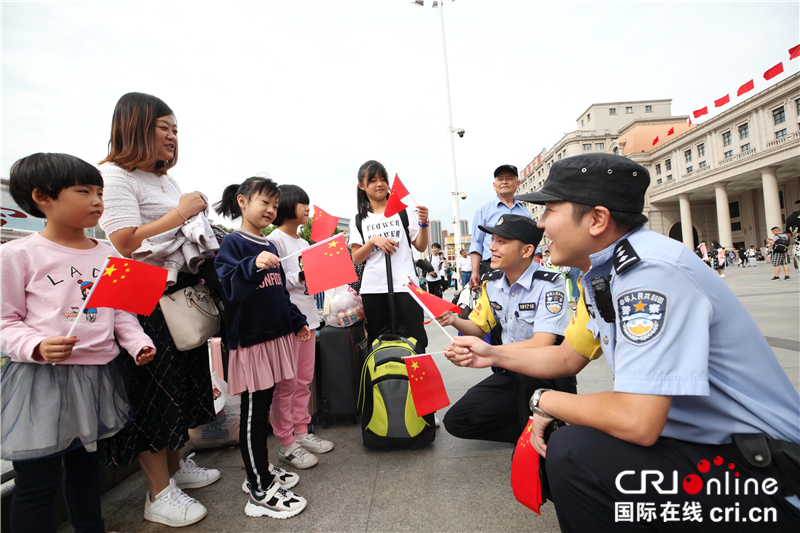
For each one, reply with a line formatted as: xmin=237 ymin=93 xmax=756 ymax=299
xmin=384 ymin=252 xmax=398 ymax=336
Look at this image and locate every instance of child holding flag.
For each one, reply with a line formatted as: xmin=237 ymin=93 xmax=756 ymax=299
xmin=214 ymin=177 xmax=311 ymax=519
xmin=1 ymin=153 xmax=156 ymax=533
xmin=266 ymin=185 xmax=335 ymax=468
xmin=349 ymin=160 xmax=431 ymax=352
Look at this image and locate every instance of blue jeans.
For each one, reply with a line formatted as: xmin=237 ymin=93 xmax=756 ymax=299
xmin=460 ymin=272 xmax=471 ymax=290
xmin=567 ymin=268 xmax=581 ymax=303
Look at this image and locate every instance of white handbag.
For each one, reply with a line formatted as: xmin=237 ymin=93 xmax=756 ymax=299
xmin=159 ymin=283 xmax=221 ymax=351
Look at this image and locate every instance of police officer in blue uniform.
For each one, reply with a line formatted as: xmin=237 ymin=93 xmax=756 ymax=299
xmin=436 ymin=215 xmax=576 ymax=444
xmin=447 ymin=153 xmax=800 ymax=531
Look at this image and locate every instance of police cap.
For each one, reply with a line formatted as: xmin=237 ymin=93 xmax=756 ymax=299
xmin=515 ymin=153 xmax=649 ymax=213
xmin=478 ymin=214 xmax=543 ymax=247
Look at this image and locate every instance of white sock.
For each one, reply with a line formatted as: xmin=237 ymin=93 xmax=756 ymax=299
xmin=295 ymin=433 xmax=308 ymax=440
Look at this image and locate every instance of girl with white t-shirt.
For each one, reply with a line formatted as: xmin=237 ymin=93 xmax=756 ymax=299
xmin=266 ymin=185 xmax=334 ymax=470
xmin=349 ymin=160 xmax=430 ymax=352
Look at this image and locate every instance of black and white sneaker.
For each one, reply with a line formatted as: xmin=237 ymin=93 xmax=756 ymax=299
xmin=244 ymin=482 xmax=307 ymax=519
xmin=242 ymin=463 xmax=299 ymax=493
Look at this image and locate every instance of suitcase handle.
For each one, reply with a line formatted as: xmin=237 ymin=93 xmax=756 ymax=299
xmin=385 ymin=252 xmax=397 ymax=335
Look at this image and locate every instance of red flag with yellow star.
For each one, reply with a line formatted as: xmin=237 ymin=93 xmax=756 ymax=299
xmin=309 ymin=205 xmax=339 ymax=243
xmin=511 ymin=417 xmax=542 ymax=514
xmin=406 ymin=280 xmax=460 ymax=317
xmin=301 ymin=235 xmax=358 ymax=294
xmin=404 ymin=354 xmax=449 ymax=416
xmin=383 ymin=174 xmax=413 ymax=218
xmin=85 ymin=257 xmax=168 ymax=315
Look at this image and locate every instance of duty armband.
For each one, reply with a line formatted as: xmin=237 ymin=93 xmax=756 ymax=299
xmin=564 ymin=284 xmax=603 ymax=361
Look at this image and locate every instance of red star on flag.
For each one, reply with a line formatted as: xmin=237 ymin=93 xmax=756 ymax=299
xmin=404 ymin=354 xmax=449 ymax=416
xmin=309 ymin=205 xmax=339 ymax=243
xmin=511 ymin=417 xmax=542 ymax=514
xmin=301 ymin=235 xmax=357 ymax=294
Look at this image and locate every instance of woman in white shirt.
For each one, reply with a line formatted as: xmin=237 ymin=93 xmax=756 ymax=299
xmin=348 ymin=160 xmax=430 ymax=352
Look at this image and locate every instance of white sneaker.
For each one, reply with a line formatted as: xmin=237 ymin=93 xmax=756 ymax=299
xmin=278 ymin=442 xmax=318 ymax=469
xmin=295 ymin=433 xmax=334 ymax=454
xmin=173 ymin=453 xmax=221 ymax=489
xmin=241 ymin=463 xmax=300 ymax=492
xmin=144 ymin=479 xmax=207 ymax=527
xmin=434 ymin=415 xmax=441 ymax=428
xmin=245 ymin=481 xmax=307 ymax=519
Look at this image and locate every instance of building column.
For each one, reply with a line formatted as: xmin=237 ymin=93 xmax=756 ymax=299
xmin=678 ymin=193 xmax=694 ymax=248
xmin=714 ymin=182 xmax=733 ymax=249
xmin=761 ymin=166 xmax=782 ymax=231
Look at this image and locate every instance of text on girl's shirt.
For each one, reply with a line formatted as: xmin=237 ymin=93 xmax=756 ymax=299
xmin=364 ymin=219 xmax=402 ymax=252
xmin=259 ymin=272 xmax=283 ymax=289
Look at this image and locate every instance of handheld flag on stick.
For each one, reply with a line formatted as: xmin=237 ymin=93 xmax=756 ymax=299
xmin=67 ymin=256 xmax=168 ymax=337
xmin=404 ymin=281 xmax=458 ymax=340
xmin=384 ymin=174 xmax=416 ymax=219
xmin=403 ymin=353 xmax=450 ymax=416
xmin=511 ymin=417 xmax=543 ymax=514
xmin=309 ymin=205 xmax=339 ymax=243
xmin=301 ymin=234 xmax=358 ymax=294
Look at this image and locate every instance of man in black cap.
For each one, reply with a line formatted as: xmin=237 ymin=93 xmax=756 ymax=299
xmin=467 ymin=164 xmax=531 ymax=291
xmin=436 ymin=214 xmax=576 ymax=446
xmin=447 ymin=153 xmax=800 ymax=531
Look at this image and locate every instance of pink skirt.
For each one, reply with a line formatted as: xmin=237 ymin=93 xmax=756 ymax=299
xmin=228 ymin=334 xmax=297 ymax=396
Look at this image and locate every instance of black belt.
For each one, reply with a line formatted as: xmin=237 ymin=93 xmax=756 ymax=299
xmin=705 ymin=434 xmax=800 ymax=498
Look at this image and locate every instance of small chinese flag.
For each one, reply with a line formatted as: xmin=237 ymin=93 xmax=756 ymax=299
xmin=667 ymin=126 xmax=675 ymax=136
xmin=511 ymin=417 xmax=542 ymax=514
xmin=301 ymin=235 xmax=357 ymax=294
xmin=85 ymin=257 xmax=168 ymax=315
xmin=652 ymin=135 xmax=659 ymax=146
xmin=404 ymin=354 xmax=450 ymax=416
xmin=383 ymin=174 xmax=413 ymax=219
xmin=688 ymin=117 xmax=692 ymax=126
xmin=309 ymin=205 xmax=339 ymax=243
xmin=737 ymin=79 xmax=755 ymax=96
xmin=693 ymin=107 xmax=708 ymax=118
xmin=764 ymin=62 xmax=784 ymax=81
xmin=790 ymin=44 xmax=800 ymax=60
xmin=406 ymin=280 xmax=460 ymax=317
xmin=714 ymin=94 xmax=730 ymax=108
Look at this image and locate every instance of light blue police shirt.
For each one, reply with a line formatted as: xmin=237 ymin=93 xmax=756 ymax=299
xmin=580 ymin=226 xmax=800 ymax=447
xmin=469 ymin=197 xmax=531 ymax=261
xmin=484 ymin=261 xmax=568 ymax=345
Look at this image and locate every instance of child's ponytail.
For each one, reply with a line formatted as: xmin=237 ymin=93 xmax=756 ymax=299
xmin=214 ymin=176 xmax=279 ymax=220
xmin=214 ymin=183 xmax=243 ymax=219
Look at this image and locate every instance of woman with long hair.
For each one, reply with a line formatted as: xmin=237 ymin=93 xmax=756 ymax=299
xmin=98 ymin=92 xmax=218 ymax=528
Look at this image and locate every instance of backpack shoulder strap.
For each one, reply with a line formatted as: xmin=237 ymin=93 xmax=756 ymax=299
xmin=355 ymin=214 xmax=365 ymax=244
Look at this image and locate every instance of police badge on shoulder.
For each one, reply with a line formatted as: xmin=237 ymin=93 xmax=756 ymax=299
xmin=545 ymin=291 xmax=565 ymax=314
xmin=616 ymin=290 xmax=669 ymax=345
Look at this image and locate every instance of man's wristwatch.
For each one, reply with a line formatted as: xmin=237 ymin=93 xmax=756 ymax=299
xmin=529 ymin=388 xmax=554 ymax=419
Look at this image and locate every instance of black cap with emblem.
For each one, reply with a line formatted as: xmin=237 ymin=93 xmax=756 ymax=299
xmin=515 ymin=153 xmax=649 ymax=213
xmin=494 ymin=164 xmax=518 ymax=178
xmin=478 ymin=214 xmax=544 ymax=247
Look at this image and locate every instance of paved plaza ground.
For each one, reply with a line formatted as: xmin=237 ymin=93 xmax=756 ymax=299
xmin=57 ymin=263 xmax=798 ymax=533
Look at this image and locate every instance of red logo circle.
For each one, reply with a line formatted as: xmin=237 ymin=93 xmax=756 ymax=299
xmin=713 ymin=456 xmax=723 ymax=466
xmin=697 ymin=460 xmax=710 ymax=473
xmin=683 ymin=474 xmax=703 ymax=495
xmin=728 ymin=463 xmax=735 ymax=470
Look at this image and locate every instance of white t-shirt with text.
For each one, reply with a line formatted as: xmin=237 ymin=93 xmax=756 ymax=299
xmin=349 ymin=207 xmax=419 ymax=295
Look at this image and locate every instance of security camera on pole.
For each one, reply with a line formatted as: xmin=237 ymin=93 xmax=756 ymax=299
xmin=412 ymin=0 xmax=464 ymax=263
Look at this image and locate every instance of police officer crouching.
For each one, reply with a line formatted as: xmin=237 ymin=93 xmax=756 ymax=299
xmin=435 ymin=214 xmax=576 ymax=447
xmin=446 ymin=153 xmax=800 ymax=532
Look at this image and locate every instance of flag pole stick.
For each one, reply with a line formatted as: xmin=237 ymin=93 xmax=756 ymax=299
xmin=403 ymin=351 xmax=446 ymax=359
xmin=280 ymin=233 xmax=340 ymax=262
xmin=404 ymin=285 xmax=454 ymax=341
xmin=65 ymin=256 xmax=112 ymax=338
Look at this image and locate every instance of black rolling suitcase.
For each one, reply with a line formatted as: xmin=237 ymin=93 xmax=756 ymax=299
xmin=358 ymin=253 xmax=436 ymax=449
xmin=317 ymin=321 xmax=369 ymax=428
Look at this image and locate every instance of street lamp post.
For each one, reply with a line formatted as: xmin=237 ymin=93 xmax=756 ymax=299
xmin=413 ymin=0 xmax=463 ymax=260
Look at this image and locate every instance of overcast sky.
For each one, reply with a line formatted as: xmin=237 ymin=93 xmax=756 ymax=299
xmin=3 ymin=1 xmax=799 ymax=232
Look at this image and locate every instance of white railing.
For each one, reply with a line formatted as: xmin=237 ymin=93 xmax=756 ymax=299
xmin=766 ymin=131 xmax=800 ymax=149
xmin=718 ymin=148 xmax=757 ymax=167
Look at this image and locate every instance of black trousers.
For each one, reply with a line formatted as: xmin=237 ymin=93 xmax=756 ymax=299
xmin=362 ymin=292 xmax=428 ymax=353
xmin=443 ymin=370 xmax=577 ymax=444
xmin=426 ymin=279 xmax=443 ymax=298
xmin=11 ymin=441 xmax=105 ymax=533
xmin=240 ymin=387 xmax=276 ymax=493
xmin=546 ymin=425 xmax=800 ymax=532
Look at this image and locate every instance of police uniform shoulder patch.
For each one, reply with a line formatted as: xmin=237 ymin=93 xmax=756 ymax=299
xmin=481 ymin=270 xmax=503 ymax=282
xmin=533 ymin=270 xmax=561 ymax=283
xmin=614 ymin=239 xmax=641 ymax=275
xmin=616 ymin=289 xmax=668 ymax=346
xmin=544 ymin=291 xmax=565 ymax=314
